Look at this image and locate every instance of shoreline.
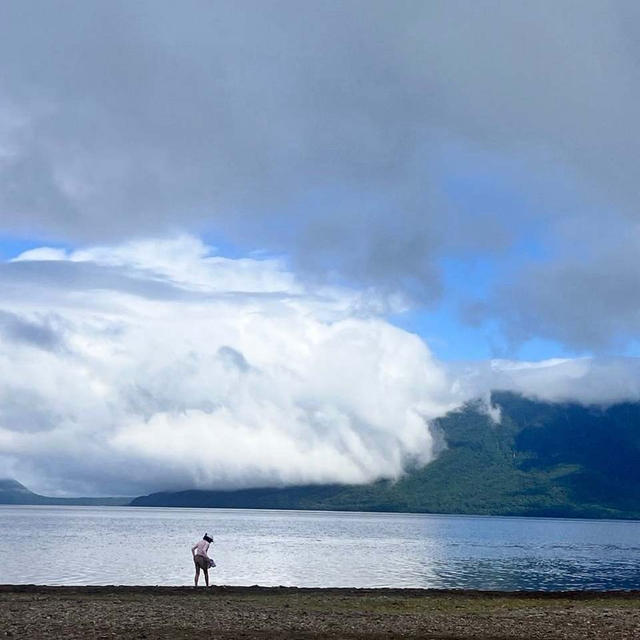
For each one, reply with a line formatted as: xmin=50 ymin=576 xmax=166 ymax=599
xmin=3 ymin=584 xmax=640 ymax=596
xmin=6 ymin=501 xmax=640 ymax=524
xmin=3 ymin=585 xmax=640 ymax=639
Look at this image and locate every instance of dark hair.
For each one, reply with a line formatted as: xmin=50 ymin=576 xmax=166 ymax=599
xmin=203 ymin=534 xmax=213 ymax=543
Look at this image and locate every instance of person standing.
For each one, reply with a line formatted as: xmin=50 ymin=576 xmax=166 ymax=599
xmin=191 ymin=533 xmax=214 ymax=587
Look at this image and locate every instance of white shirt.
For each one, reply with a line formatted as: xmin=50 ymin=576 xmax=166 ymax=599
xmin=192 ymin=539 xmax=210 ymax=557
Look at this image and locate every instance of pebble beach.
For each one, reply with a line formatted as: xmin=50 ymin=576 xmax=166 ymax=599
xmin=2 ymin=585 xmax=640 ymax=639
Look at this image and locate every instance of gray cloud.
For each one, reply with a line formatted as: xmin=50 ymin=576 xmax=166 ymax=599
xmin=0 ymin=260 xmax=193 ymax=301
xmin=455 ymin=209 xmax=640 ymax=353
xmin=217 ymin=346 xmax=251 ymax=373
xmin=490 ymin=249 xmax=640 ymax=352
xmin=1 ymin=1 xmax=640 ymax=349
xmin=0 ymin=310 xmax=64 ymax=352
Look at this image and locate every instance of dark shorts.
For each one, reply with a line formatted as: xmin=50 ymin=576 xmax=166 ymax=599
xmin=194 ymin=555 xmax=209 ymax=571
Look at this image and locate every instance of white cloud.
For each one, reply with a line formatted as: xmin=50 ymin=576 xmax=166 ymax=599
xmin=12 ymin=247 xmax=68 ymax=262
xmin=0 ymin=236 xmax=458 ymax=495
xmin=3 ymin=235 xmax=640 ymax=496
xmin=454 ymin=357 xmax=640 ymax=406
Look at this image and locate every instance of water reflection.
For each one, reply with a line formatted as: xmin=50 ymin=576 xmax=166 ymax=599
xmin=1 ymin=506 xmax=640 ymax=589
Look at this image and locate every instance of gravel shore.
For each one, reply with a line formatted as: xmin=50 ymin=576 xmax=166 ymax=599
xmin=1 ymin=585 xmax=640 ymax=639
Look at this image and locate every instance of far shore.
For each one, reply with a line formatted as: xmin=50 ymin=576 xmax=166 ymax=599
xmin=7 ymin=501 xmax=640 ymax=524
xmin=2 ymin=585 xmax=640 ymax=639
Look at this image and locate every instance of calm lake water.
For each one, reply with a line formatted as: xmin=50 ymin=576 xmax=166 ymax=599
xmin=2 ymin=505 xmax=640 ymax=590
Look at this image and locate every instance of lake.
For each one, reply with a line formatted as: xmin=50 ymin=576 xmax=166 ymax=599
xmin=1 ymin=505 xmax=640 ymax=590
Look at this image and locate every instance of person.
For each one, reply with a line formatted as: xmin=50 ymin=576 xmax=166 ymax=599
xmin=191 ymin=533 xmax=214 ymax=587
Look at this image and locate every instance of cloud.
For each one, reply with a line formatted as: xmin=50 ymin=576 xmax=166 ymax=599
xmin=2 ymin=1 xmax=640 ymax=352
xmin=2 ymin=4 xmax=640 ymax=493
xmin=453 ymin=357 xmax=640 ymax=407
xmin=1 ymin=236 xmax=640 ymax=495
xmin=484 ymin=234 xmax=640 ymax=351
xmin=0 ymin=236 xmax=458 ymax=495
xmin=0 ymin=310 xmax=64 ymax=352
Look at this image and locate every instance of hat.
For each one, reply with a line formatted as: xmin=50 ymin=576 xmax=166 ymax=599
xmin=203 ymin=533 xmax=213 ymax=543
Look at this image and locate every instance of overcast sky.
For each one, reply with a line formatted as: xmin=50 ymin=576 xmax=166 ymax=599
xmin=1 ymin=1 xmax=640 ymax=495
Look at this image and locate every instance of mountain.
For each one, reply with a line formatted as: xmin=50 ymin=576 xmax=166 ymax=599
xmin=0 ymin=479 xmax=130 ymax=506
xmin=131 ymin=392 xmax=640 ymax=519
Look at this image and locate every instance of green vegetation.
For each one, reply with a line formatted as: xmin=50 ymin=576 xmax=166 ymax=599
xmin=131 ymin=392 xmax=640 ymax=518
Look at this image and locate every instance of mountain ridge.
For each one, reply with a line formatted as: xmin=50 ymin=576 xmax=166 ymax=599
xmin=130 ymin=391 xmax=640 ymax=519
xmin=6 ymin=391 xmax=640 ymax=518
xmin=0 ymin=478 xmax=130 ymax=506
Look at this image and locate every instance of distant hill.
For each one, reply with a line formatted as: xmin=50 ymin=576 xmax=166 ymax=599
xmin=131 ymin=392 xmax=640 ymax=519
xmin=0 ymin=478 xmax=130 ymax=506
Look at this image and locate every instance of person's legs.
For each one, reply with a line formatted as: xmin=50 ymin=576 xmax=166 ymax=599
xmin=203 ymin=568 xmax=209 ymax=587
xmin=194 ymin=563 xmax=200 ymax=586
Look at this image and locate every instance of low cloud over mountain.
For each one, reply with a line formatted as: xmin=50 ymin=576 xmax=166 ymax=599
xmin=0 ymin=236 xmax=638 ymax=496
xmin=0 ymin=237 xmax=457 ymax=495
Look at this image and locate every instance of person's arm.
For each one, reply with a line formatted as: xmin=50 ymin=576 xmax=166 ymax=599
xmin=191 ymin=543 xmax=198 ymax=558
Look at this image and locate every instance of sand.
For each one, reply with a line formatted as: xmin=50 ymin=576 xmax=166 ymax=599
xmin=1 ymin=585 xmax=640 ymax=639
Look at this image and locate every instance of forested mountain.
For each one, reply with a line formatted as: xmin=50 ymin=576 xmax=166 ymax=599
xmin=131 ymin=392 xmax=640 ymax=519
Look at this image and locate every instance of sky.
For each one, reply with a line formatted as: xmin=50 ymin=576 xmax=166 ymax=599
xmin=1 ymin=1 xmax=640 ymax=495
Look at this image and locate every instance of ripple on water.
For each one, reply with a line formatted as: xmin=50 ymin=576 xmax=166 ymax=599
xmin=2 ymin=506 xmax=640 ymax=589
